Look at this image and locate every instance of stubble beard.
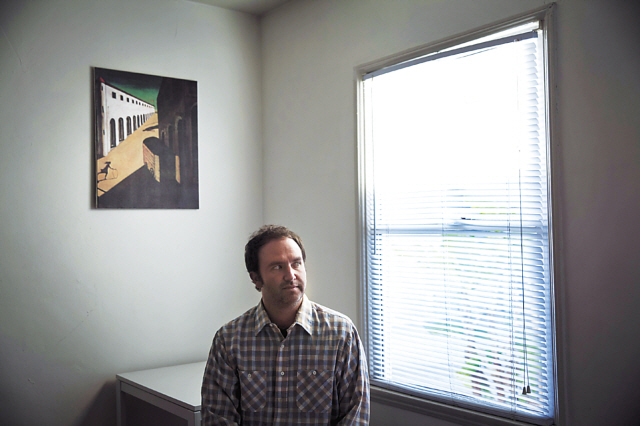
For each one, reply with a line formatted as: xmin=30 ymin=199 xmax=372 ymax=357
xmin=278 ymin=280 xmax=304 ymax=307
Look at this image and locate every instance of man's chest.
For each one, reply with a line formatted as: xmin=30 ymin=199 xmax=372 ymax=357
xmin=231 ymin=327 xmax=342 ymax=424
xmin=233 ymin=326 xmax=341 ymax=371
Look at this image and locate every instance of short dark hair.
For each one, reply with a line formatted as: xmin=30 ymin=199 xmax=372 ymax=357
xmin=244 ymin=225 xmax=306 ymax=279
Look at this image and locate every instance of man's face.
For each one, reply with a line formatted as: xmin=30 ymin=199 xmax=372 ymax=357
xmin=251 ymin=237 xmax=307 ymax=311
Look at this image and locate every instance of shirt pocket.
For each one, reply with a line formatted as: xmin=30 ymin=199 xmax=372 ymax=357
xmin=296 ymin=369 xmax=333 ymax=413
xmin=239 ymin=370 xmax=267 ymax=412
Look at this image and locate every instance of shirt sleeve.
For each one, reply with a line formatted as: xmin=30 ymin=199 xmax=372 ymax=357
xmin=335 ymin=325 xmax=370 ymax=425
xmin=201 ymin=330 xmax=242 ymax=426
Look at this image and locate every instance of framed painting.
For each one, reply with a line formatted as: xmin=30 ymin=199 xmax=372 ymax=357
xmin=94 ymin=67 xmax=199 ymax=208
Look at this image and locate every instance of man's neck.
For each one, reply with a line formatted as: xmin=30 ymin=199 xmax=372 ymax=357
xmin=262 ymin=299 xmax=302 ymax=329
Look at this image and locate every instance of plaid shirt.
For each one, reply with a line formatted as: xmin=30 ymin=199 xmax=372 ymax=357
xmin=201 ymin=295 xmax=370 ymax=425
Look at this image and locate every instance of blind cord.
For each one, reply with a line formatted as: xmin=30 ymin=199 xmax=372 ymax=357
xmin=519 ymin=166 xmax=531 ymax=395
xmin=507 ymin=181 xmax=517 ymax=413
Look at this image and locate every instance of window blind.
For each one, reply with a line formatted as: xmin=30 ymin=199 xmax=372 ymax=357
xmin=361 ymin=22 xmax=554 ymax=425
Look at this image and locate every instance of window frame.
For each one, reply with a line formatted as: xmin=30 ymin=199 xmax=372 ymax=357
xmin=355 ymin=5 xmax=561 ymax=426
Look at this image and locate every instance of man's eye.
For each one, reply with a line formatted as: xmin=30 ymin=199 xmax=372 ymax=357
xmin=273 ymin=265 xmax=282 ymax=270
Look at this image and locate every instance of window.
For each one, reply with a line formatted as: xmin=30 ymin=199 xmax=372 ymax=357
xmin=357 ymin=6 xmax=556 ymax=426
xmin=118 ymin=117 xmax=124 ymax=141
xmin=110 ymin=119 xmax=116 ymax=148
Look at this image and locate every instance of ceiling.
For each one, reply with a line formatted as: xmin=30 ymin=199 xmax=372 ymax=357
xmin=187 ymin=0 xmax=290 ymax=15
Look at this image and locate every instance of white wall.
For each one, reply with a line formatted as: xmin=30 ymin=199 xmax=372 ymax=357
xmin=0 ymin=0 xmax=264 ymax=424
xmin=261 ymin=1 xmax=640 ymax=425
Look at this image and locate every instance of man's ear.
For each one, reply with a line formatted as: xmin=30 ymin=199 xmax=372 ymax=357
xmin=250 ymin=272 xmax=262 ymax=289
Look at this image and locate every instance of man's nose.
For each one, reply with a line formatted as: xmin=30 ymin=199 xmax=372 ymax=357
xmin=283 ymin=265 xmax=296 ymax=281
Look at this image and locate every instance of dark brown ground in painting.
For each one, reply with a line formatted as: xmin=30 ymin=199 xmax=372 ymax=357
xmin=96 ymin=113 xmax=198 ymax=209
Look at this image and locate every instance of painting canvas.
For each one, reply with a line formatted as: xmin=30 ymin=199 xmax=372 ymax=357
xmin=94 ymin=67 xmax=199 ymax=208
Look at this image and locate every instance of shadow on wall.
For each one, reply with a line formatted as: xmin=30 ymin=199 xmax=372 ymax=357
xmin=75 ymin=381 xmax=116 ymax=426
xmin=75 ymin=380 xmax=186 ymax=426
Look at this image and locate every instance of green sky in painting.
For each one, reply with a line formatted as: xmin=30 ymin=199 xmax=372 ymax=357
xmin=95 ymin=68 xmax=162 ymax=108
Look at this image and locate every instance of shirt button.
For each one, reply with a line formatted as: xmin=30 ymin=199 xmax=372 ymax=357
xmin=312 ymin=370 xmax=317 ymax=375
xmin=280 ymin=371 xmax=285 ymax=376
xmin=247 ymin=373 xmax=252 ymax=378
xmin=280 ymin=344 xmax=285 ymax=349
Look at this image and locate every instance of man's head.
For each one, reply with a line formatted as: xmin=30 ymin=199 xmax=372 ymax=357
xmin=245 ymin=225 xmax=306 ymax=291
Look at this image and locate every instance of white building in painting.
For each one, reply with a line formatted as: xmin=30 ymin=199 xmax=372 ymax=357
xmin=96 ymin=78 xmax=156 ymax=158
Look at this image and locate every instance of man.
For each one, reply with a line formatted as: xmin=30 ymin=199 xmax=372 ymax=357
xmin=202 ymin=225 xmax=369 ymax=425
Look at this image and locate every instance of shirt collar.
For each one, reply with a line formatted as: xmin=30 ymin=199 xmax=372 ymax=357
xmin=254 ymin=294 xmax=314 ymax=336
xmin=295 ymin=295 xmax=314 ymax=336
xmin=254 ymin=300 xmax=272 ymax=336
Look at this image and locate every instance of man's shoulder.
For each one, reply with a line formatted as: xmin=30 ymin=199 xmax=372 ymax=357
xmin=309 ymin=300 xmax=356 ymax=330
xmin=217 ymin=304 xmax=258 ymax=334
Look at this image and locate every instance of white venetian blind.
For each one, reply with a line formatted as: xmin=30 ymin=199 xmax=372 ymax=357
xmin=361 ymin=21 xmax=555 ymax=425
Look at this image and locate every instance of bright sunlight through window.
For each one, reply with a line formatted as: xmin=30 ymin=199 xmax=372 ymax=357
xmin=359 ymin=12 xmax=555 ymax=426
